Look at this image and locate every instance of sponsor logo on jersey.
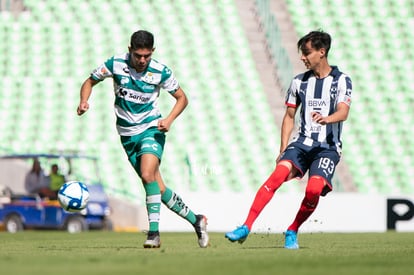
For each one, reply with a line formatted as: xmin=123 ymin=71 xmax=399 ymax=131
xmin=121 ymin=77 xmax=129 ymax=85
xmin=117 ymin=86 xmax=151 ymax=103
xmin=100 ymin=66 xmax=108 ymax=74
xmin=128 ymin=93 xmax=151 ymax=103
xmin=169 ymin=78 xmax=178 ymax=89
xmin=92 ymin=65 xmax=111 ymax=78
xmin=142 ymin=84 xmax=155 ymax=91
xmin=307 ymin=100 xmax=326 ymax=107
xmin=117 ymin=87 xmax=128 ymax=97
xmin=142 ymin=143 xmax=159 ymax=151
xmin=310 ymin=125 xmax=322 ymax=132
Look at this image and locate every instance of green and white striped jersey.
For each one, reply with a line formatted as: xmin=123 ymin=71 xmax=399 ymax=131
xmin=91 ymin=53 xmax=179 ymax=136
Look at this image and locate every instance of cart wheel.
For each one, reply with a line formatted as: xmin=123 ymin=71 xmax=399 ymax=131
xmin=103 ymin=218 xmax=113 ymax=231
xmin=5 ymin=214 xmax=24 ymax=233
xmin=66 ymin=216 xmax=88 ymax=233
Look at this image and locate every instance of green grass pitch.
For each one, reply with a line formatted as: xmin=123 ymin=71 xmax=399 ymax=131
xmin=1 ymin=231 xmax=413 ymax=275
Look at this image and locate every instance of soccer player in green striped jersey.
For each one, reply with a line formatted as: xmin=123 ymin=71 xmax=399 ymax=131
xmin=77 ymin=30 xmax=208 ymax=248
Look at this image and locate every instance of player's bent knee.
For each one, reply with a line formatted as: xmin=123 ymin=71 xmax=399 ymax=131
xmin=140 ymin=171 xmax=157 ymax=184
xmin=306 ymin=176 xmax=326 ymax=197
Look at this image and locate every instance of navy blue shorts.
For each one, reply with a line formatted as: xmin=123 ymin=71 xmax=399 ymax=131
xmin=279 ymin=140 xmax=340 ymax=195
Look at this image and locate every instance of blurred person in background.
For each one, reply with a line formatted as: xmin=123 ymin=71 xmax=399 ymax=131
xmin=77 ymin=30 xmax=208 ymax=249
xmin=25 ymin=158 xmax=56 ymax=199
xmin=49 ymin=164 xmax=65 ymax=195
xmin=225 ymin=30 xmax=352 ymax=249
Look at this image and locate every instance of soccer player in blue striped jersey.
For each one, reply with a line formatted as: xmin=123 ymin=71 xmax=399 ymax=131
xmin=226 ymin=30 xmax=352 ymax=249
xmin=77 ymin=30 xmax=208 ymax=248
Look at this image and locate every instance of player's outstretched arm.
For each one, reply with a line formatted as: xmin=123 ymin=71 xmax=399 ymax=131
xmin=77 ymin=78 xmax=99 ymax=116
xmin=158 ymin=87 xmax=188 ymax=132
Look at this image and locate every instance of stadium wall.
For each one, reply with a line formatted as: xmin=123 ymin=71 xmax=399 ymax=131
xmin=129 ymin=192 xmax=414 ymax=233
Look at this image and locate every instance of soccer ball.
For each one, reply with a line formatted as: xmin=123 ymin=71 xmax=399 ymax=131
xmin=58 ymin=181 xmax=90 ymax=212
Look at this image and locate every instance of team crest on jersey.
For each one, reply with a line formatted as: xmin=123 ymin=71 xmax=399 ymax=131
xmin=330 ymin=81 xmax=338 ymax=93
xmin=330 ymin=84 xmax=338 ymax=99
xmin=123 ymin=66 xmax=130 ymax=73
xmin=143 ymin=72 xmax=154 ymax=83
xmin=142 ymin=72 xmax=161 ymax=84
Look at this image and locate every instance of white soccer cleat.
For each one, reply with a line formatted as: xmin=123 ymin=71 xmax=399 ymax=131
xmin=143 ymin=231 xmax=161 ymax=248
xmin=194 ymin=215 xmax=209 ymax=248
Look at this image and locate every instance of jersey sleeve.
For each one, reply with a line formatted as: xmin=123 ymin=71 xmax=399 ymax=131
xmin=337 ymin=75 xmax=352 ymax=106
xmin=285 ymin=78 xmax=299 ymax=108
xmin=160 ymin=66 xmax=180 ymax=94
xmin=90 ymin=57 xmax=114 ymax=81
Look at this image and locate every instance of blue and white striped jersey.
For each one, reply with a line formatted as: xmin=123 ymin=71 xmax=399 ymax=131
xmin=285 ymin=66 xmax=352 ymax=150
xmin=91 ymin=53 xmax=179 ymax=136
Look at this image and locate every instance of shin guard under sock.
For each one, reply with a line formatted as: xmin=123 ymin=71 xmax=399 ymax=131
xmin=162 ymin=187 xmax=197 ymax=224
xmin=244 ymin=165 xmax=290 ymax=230
xmin=144 ymin=181 xmax=161 ymax=232
xmin=288 ymin=176 xmax=325 ymax=232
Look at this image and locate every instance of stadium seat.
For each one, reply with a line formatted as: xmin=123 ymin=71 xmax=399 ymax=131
xmin=7 ymin=0 xmax=396 ymax=200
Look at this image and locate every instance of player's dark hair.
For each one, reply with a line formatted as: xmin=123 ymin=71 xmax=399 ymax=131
xmin=297 ymin=30 xmax=331 ymax=57
xmin=130 ymin=30 xmax=154 ymax=50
